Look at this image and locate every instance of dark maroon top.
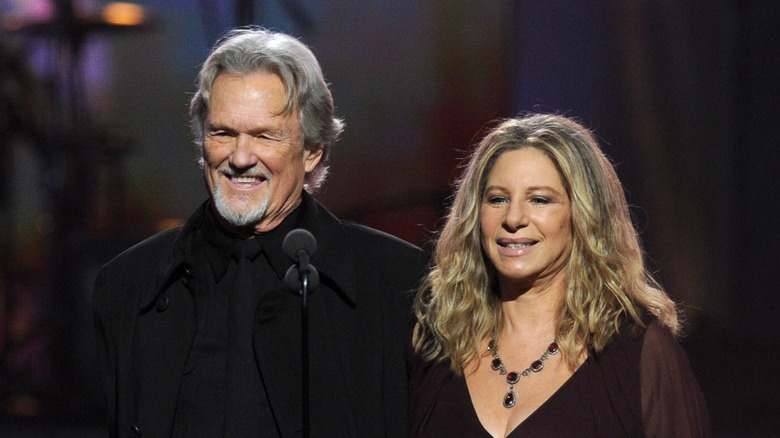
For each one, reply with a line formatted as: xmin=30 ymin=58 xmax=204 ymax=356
xmin=407 ymin=320 xmax=711 ymax=437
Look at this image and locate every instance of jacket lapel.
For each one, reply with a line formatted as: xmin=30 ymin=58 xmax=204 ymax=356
xmin=130 ymin=207 xmax=204 ymax=435
xmin=132 ymin=277 xmax=196 ymax=434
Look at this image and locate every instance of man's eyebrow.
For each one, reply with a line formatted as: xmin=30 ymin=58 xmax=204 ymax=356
xmin=207 ymin=122 xmax=231 ymax=132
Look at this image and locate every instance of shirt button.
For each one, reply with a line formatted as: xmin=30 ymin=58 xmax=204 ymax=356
xmin=156 ymin=294 xmax=170 ymax=312
xmin=131 ymin=424 xmax=141 ymax=436
xmin=182 ymin=265 xmax=194 ymax=286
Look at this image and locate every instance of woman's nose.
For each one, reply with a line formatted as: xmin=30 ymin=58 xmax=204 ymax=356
xmin=503 ymin=202 xmax=528 ymax=231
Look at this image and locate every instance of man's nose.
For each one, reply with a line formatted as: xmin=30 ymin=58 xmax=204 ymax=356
xmin=230 ymin=134 xmax=259 ymax=168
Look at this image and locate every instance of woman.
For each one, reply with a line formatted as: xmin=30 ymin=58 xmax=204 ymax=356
xmin=409 ymin=114 xmax=710 ymax=437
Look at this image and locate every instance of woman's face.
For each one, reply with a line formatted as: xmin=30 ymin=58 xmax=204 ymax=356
xmin=480 ymin=147 xmax=573 ymax=291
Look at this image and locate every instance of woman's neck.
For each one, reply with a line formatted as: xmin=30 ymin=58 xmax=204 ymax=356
xmin=498 ymin=277 xmax=565 ymax=340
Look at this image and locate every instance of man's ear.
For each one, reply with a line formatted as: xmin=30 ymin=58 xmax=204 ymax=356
xmin=304 ymin=145 xmax=324 ymax=173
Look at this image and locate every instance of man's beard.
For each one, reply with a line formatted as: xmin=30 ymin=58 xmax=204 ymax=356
xmin=212 ymin=178 xmax=271 ymax=228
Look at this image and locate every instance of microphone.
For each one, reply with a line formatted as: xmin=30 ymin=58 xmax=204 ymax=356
xmin=283 ymin=228 xmax=319 ymax=292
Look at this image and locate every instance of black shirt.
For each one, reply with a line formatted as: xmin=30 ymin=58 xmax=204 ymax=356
xmin=172 ymin=202 xmax=303 ymax=437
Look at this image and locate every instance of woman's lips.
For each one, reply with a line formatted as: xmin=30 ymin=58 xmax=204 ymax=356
xmin=497 ymin=238 xmax=537 ymax=256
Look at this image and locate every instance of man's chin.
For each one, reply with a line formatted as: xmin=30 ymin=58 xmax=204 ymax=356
xmin=214 ymin=203 xmax=267 ymax=229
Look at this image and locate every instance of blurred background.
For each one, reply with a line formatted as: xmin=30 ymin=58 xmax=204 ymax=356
xmin=0 ymin=0 xmax=777 ymax=436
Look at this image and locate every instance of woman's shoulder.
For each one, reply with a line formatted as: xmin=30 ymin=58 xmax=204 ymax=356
xmin=592 ymin=313 xmax=701 ymax=391
xmin=638 ymin=317 xmax=699 ymax=391
xmin=583 ymin=314 xmax=668 ymax=392
xmin=407 ymin=346 xmax=452 ymax=388
xmin=640 ymin=317 xmax=682 ymax=354
xmin=605 ymin=313 xmax=675 ymax=354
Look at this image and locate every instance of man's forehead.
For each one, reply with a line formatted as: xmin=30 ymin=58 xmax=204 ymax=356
xmin=211 ymin=71 xmax=294 ymax=114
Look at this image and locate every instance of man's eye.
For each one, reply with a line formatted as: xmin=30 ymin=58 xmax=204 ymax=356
xmin=257 ymin=133 xmax=282 ymax=142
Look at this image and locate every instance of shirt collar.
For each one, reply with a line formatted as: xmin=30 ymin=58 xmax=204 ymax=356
xmin=202 ymin=202 xmax=304 ymax=282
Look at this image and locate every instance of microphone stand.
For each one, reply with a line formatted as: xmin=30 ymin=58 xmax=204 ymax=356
xmin=298 ymin=251 xmax=311 ymax=438
xmin=283 ymin=229 xmax=318 ymax=438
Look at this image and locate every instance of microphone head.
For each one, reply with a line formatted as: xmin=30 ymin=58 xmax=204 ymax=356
xmin=283 ymin=228 xmax=317 ymax=260
xmin=284 ymin=263 xmax=320 ymax=293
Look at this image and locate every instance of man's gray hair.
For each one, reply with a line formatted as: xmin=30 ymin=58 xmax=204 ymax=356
xmin=190 ymin=27 xmax=344 ymax=191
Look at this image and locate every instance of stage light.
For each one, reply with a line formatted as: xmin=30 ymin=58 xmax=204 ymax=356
xmin=101 ymin=2 xmax=145 ymax=27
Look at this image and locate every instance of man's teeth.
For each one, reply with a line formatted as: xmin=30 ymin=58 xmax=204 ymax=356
xmin=232 ymin=176 xmax=260 ymax=183
xmin=505 ymin=243 xmax=532 ymax=248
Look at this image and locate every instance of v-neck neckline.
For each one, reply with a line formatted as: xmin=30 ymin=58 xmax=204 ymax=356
xmin=464 ymin=355 xmax=591 ymax=437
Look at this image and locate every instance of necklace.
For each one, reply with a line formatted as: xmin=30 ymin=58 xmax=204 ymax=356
xmin=487 ymin=335 xmax=559 ymax=408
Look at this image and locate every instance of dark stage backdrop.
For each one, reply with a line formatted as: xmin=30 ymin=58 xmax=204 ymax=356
xmin=0 ymin=0 xmax=777 ymax=436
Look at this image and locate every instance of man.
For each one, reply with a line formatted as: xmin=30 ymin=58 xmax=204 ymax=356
xmin=93 ymin=27 xmax=427 ymax=438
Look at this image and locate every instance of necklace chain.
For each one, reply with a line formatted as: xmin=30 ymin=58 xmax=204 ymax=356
xmin=487 ymin=335 xmax=559 ymax=408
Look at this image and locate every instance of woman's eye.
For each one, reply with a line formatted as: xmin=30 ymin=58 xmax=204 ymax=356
xmin=487 ymin=196 xmax=507 ymax=205
xmin=531 ymin=197 xmax=550 ymax=205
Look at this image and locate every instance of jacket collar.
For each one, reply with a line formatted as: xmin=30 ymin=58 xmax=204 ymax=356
xmin=201 ymin=202 xmax=302 ymax=283
xmin=141 ymin=192 xmax=358 ymax=310
xmin=297 ymin=191 xmax=358 ymax=306
xmin=139 ymin=201 xmax=207 ymax=312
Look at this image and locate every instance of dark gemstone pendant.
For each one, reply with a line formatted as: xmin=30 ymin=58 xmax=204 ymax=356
xmin=503 ymin=390 xmax=516 ymax=408
xmin=488 ymin=337 xmax=558 ymax=410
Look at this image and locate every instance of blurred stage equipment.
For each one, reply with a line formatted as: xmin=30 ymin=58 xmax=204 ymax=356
xmin=0 ymin=0 xmax=153 ymax=421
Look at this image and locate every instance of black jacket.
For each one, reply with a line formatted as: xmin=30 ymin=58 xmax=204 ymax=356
xmin=93 ymin=192 xmax=428 ymax=437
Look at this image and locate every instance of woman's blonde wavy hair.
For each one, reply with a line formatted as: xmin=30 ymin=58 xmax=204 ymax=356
xmin=412 ymin=114 xmax=679 ymax=372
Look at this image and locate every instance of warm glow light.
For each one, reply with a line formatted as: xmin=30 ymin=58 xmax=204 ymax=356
xmin=101 ymin=2 xmax=145 ymax=26
xmin=157 ymin=218 xmax=185 ymax=232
